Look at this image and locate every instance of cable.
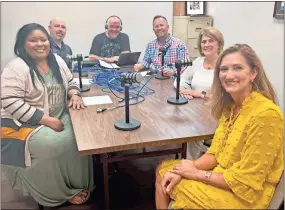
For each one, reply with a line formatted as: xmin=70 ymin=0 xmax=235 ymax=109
xmin=91 ymin=70 xmax=154 ymax=98
xmin=96 ymin=95 xmax=145 ymax=113
xmin=92 ymin=70 xmax=155 ymax=113
xmin=134 ymin=74 xmax=155 ymax=98
xmin=73 ymin=62 xmax=105 ymax=73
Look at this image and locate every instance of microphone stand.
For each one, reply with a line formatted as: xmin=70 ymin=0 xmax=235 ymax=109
xmin=76 ymin=54 xmax=90 ymax=92
xmin=114 ymin=80 xmax=141 ymax=131
xmin=155 ymin=50 xmax=170 ymax=80
xmin=167 ymin=60 xmax=188 ymax=105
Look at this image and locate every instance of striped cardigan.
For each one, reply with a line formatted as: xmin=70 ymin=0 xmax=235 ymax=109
xmin=1 ymin=54 xmax=80 ymax=167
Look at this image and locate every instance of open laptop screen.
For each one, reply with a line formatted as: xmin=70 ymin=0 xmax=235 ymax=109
xmin=117 ymin=52 xmax=141 ymax=66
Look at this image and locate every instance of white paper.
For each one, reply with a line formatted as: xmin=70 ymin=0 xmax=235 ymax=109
xmin=141 ymin=71 xmax=148 ymax=77
xmin=82 ymin=96 xmax=113 ymax=106
xmin=99 ymin=60 xmax=120 ymax=69
xmin=74 ymin=78 xmax=92 ymax=85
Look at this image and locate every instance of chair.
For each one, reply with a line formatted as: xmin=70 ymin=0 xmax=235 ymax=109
xmin=168 ymin=173 xmax=284 ymax=209
xmin=199 ymin=139 xmax=212 ymax=156
xmin=268 ymin=172 xmax=284 ymax=210
xmin=203 ymin=139 xmax=212 ymax=147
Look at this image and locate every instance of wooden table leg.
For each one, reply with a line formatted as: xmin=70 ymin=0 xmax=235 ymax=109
xmin=102 ymin=153 xmax=110 ymax=209
xmin=182 ymin=143 xmax=187 ymax=159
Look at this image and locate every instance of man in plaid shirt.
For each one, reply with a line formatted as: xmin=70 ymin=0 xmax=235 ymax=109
xmin=133 ymin=15 xmax=189 ymax=76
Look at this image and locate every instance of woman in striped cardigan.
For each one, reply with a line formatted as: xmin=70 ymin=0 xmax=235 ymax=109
xmin=1 ymin=23 xmax=94 ymax=207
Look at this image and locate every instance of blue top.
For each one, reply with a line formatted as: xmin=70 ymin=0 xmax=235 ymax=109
xmin=50 ymin=38 xmax=72 ymax=69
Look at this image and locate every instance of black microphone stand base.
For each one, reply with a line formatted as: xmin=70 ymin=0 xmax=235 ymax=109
xmin=155 ymin=73 xmax=170 ymax=80
xmin=155 ymin=75 xmax=170 ymax=80
xmin=80 ymin=85 xmax=91 ymax=92
xmin=115 ymin=119 xmax=141 ymax=131
xmin=81 ymin=72 xmax=89 ymax=77
xmin=167 ymin=97 xmax=188 ymax=105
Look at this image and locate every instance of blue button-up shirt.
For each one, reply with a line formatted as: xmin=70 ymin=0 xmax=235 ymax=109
xmin=50 ymin=38 xmax=72 ymax=69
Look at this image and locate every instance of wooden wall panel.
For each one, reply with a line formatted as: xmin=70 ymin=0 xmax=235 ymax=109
xmin=173 ymin=2 xmax=186 ymax=16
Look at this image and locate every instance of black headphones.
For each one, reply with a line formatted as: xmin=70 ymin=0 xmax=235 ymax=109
xmin=105 ymin=15 xmax=122 ymax=31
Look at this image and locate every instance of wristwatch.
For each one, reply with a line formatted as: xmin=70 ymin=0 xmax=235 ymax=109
xmin=204 ymin=171 xmax=212 ymax=183
xmin=173 ymin=69 xmax=178 ymax=77
xmin=73 ymin=92 xmax=82 ymax=97
xmin=201 ymin=91 xmax=206 ymax=98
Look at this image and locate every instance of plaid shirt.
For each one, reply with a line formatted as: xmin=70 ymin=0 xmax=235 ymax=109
xmin=141 ymin=35 xmax=189 ymax=72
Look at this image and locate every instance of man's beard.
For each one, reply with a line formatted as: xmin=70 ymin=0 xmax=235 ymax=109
xmin=55 ymin=36 xmax=64 ymax=41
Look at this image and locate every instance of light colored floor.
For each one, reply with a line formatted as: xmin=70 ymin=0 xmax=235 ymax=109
xmin=1 ymin=144 xmax=180 ymax=209
xmin=1 ymin=170 xmax=39 ymax=209
xmin=1 ymin=170 xmax=99 ymax=209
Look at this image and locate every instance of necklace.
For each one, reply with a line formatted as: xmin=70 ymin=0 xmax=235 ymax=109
xmin=219 ymin=106 xmax=241 ymax=152
xmin=203 ymin=61 xmax=215 ymax=70
xmin=37 ymin=65 xmax=49 ymax=74
xmin=204 ymin=64 xmax=214 ymax=70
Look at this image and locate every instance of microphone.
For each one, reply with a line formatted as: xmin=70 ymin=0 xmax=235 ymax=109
xmin=120 ymin=72 xmax=144 ymax=84
xmin=155 ymin=42 xmax=171 ymax=80
xmin=158 ymin=43 xmax=171 ymax=55
xmin=66 ymin=54 xmax=89 ymax=63
xmin=167 ymin=58 xmax=191 ymax=105
xmin=115 ymin=72 xmax=142 ymax=131
xmin=66 ymin=54 xmax=90 ymax=92
xmin=167 ymin=59 xmax=192 ymax=67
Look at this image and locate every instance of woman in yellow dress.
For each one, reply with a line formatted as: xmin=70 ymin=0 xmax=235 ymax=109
xmin=155 ymin=44 xmax=284 ymax=209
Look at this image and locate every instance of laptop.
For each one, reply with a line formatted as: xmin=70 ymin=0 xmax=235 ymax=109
xmin=117 ymin=52 xmax=141 ymax=66
xmin=82 ymin=60 xmax=97 ymax=68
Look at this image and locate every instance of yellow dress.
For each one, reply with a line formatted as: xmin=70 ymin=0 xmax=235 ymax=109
xmin=159 ymin=92 xmax=284 ymax=209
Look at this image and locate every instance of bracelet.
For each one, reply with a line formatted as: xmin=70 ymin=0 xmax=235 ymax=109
xmin=72 ymin=92 xmax=82 ymax=98
xmin=204 ymin=171 xmax=212 ymax=184
xmin=201 ymin=91 xmax=206 ymax=99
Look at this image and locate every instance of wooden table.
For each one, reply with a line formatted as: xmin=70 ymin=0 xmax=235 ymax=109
xmin=69 ymin=75 xmax=217 ymax=208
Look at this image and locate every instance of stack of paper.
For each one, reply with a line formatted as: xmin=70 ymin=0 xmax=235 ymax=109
xmin=82 ymin=95 xmax=113 ymax=106
xmin=73 ymin=78 xmax=92 ymax=85
xmin=99 ymin=60 xmax=120 ymax=69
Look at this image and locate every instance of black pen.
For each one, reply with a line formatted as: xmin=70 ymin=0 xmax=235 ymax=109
xmin=184 ymin=82 xmax=192 ymax=89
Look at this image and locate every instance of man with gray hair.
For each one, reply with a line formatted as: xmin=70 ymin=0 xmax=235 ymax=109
xmin=89 ymin=15 xmax=130 ymax=63
xmin=48 ymin=17 xmax=73 ymax=69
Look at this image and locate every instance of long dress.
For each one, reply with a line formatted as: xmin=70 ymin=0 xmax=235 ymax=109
xmin=159 ymin=92 xmax=284 ymax=209
xmin=2 ymin=70 xmax=94 ymax=207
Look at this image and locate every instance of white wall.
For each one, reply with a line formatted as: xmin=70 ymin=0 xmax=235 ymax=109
xmin=207 ymin=2 xmax=284 ymax=111
xmin=1 ymin=2 xmax=284 ymax=110
xmin=1 ymin=2 xmax=173 ymax=69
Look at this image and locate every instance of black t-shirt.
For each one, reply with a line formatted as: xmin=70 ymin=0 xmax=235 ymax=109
xmin=89 ymin=32 xmax=130 ymax=58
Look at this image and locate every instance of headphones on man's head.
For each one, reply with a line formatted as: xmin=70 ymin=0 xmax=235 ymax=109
xmin=105 ymin=15 xmax=123 ymax=31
